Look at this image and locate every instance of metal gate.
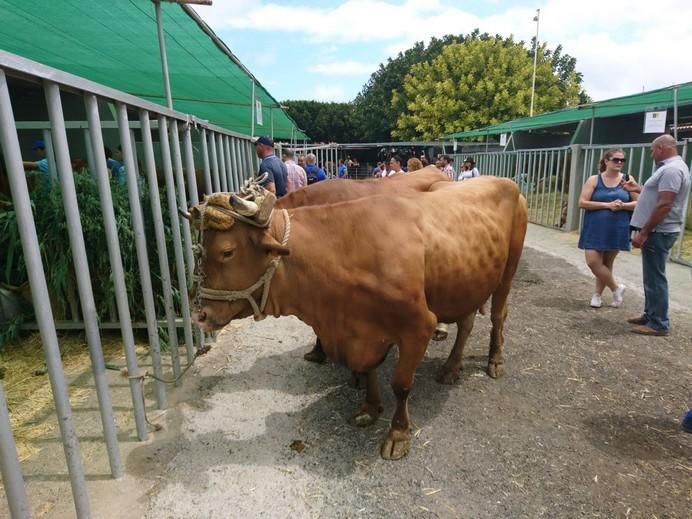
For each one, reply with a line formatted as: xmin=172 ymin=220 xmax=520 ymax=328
xmin=456 ymin=142 xmax=691 ymax=266
xmin=0 ymin=49 xmax=261 ymax=517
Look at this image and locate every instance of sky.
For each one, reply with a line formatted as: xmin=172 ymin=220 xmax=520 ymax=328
xmin=193 ymin=0 xmax=692 ymax=105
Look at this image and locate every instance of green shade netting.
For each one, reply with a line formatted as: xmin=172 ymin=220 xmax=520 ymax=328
xmin=0 ymin=0 xmax=305 ymax=139
xmin=447 ymin=82 xmax=692 ymax=139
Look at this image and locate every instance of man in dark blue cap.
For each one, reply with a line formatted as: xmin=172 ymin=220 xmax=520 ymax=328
xmin=23 ymin=139 xmax=50 ymax=175
xmin=254 ymin=135 xmax=287 ymax=197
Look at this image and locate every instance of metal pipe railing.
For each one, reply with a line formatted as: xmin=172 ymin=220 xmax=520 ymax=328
xmin=159 ymin=116 xmax=196 ymax=364
xmin=140 ymin=109 xmax=182 ymax=385
xmin=117 ymin=102 xmax=167 ymax=410
xmin=0 ymin=379 xmax=30 ymax=519
xmin=45 ymin=81 xmax=123 ymax=478
xmin=216 ymin=132 xmax=228 ymax=192
xmin=85 ymin=94 xmax=148 ymax=441
xmin=170 ymin=120 xmax=196 ymax=284
xmin=209 ymin=129 xmax=221 ymax=192
xmin=0 ymin=68 xmax=91 ymax=519
xmin=200 ymin=128 xmax=212 ymax=195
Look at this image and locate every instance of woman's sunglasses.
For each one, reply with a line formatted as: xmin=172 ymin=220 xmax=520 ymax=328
xmin=609 ymin=157 xmax=626 ymax=164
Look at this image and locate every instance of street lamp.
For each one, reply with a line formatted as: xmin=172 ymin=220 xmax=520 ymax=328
xmin=153 ymin=0 xmax=213 ymax=109
xmin=529 ymin=8 xmax=540 ymax=117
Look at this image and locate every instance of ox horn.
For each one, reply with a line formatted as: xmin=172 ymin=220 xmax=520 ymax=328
xmin=178 ymin=208 xmax=191 ymax=220
xmin=230 ymin=193 xmax=259 ymax=216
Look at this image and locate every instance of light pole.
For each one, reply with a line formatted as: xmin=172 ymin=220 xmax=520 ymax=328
xmin=529 ymin=8 xmax=540 ymax=117
xmin=154 ymin=0 xmax=213 ymax=109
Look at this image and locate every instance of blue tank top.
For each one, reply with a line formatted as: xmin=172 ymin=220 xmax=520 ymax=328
xmin=577 ymin=174 xmax=632 ymax=251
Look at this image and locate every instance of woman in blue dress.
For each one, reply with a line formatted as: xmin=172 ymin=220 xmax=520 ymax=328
xmin=578 ymin=148 xmax=639 ymax=308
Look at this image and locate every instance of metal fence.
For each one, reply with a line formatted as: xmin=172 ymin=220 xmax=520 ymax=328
xmin=282 ymin=142 xmax=340 ymax=177
xmin=455 ymin=142 xmax=692 ymax=267
xmin=0 ymin=50 xmax=261 ymax=517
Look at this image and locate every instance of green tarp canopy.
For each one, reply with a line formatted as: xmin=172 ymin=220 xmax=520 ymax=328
xmin=446 ymin=82 xmax=692 ymax=139
xmin=0 ymin=0 xmax=305 ymax=140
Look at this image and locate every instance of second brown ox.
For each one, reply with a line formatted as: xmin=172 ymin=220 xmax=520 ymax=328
xmin=192 ymin=177 xmax=528 ymax=459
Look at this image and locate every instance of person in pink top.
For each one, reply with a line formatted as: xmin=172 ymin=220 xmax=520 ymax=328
xmin=282 ymin=149 xmax=308 ymax=193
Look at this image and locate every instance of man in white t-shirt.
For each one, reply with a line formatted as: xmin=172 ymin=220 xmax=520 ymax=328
xmin=623 ymin=134 xmax=691 ymax=336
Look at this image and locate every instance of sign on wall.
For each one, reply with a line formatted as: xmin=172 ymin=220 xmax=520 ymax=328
xmin=643 ymin=110 xmax=667 ymax=133
xmin=256 ymin=99 xmax=263 ymax=126
xmin=500 ymin=133 xmax=507 ymax=146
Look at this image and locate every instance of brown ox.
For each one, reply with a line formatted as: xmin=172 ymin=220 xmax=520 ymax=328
xmin=192 ymin=177 xmax=527 ymax=459
xmin=276 ymin=165 xmax=452 ymax=363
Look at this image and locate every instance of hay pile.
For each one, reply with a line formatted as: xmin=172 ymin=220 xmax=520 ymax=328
xmin=0 ymin=332 xmax=140 ymax=460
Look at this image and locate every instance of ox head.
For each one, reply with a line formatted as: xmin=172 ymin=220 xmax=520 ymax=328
xmin=187 ymin=186 xmax=290 ymax=332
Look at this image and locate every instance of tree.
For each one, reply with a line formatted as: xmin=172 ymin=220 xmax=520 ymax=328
xmin=352 ymin=33 xmax=475 ymax=142
xmin=392 ymin=36 xmax=586 ymax=140
xmin=281 ymin=100 xmax=357 ymax=143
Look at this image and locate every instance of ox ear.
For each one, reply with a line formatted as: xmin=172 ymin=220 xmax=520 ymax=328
xmin=256 ymin=232 xmax=290 ymax=257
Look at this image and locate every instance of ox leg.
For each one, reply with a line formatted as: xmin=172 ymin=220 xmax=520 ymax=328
xmin=349 ymin=370 xmax=383 ymax=427
xmin=487 ymin=260 xmax=520 ymax=378
xmin=487 ymin=198 xmax=526 ymax=379
xmin=381 ymin=330 xmax=431 ymax=460
xmin=304 ymin=336 xmax=327 ymax=364
xmin=436 ymin=312 xmax=475 ymax=384
xmin=487 ymin=304 xmax=508 ymax=378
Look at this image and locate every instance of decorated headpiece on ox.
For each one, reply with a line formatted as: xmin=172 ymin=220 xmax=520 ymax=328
xmin=188 ymin=174 xmax=277 ymax=230
xmin=184 ymin=175 xmax=291 ymax=329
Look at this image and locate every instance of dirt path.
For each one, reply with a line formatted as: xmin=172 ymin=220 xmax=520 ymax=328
xmin=2 ymin=241 xmax=691 ymax=518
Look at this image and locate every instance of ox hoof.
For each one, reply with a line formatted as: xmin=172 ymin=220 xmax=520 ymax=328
xmin=435 ymin=368 xmax=460 ymax=385
xmin=487 ymin=361 xmax=505 ymax=379
xmin=303 ymin=347 xmax=327 ymax=364
xmin=380 ymin=429 xmax=411 ymax=460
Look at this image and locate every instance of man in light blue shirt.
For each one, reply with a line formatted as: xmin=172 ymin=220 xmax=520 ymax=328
xmin=23 ymin=139 xmax=51 ymax=189
xmin=23 ymin=139 xmax=49 ymax=174
xmin=254 ymin=135 xmax=287 ymax=197
xmin=624 ymin=134 xmax=691 ymax=336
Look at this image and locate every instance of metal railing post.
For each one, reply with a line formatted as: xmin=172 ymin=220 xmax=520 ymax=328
xmin=183 ymin=124 xmax=199 ymax=206
xmin=565 ymin=144 xmax=584 ymax=232
xmin=140 ymin=110 xmax=181 ymax=385
xmin=116 ymin=102 xmax=167 ymax=409
xmin=0 ymin=69 xmax=91 ymax=519
xmin=45 ymin=81 xmax=123 ymax=478
xmin=170 ymin=120 xmax=195 ymax=282
xmin=223 ymin=135 xmax=234 ymax=191
xmin=200 ymin=128 xmax=212 ymax=195
xmin=208 ymin=130 xmax=221 ymax=192
xmin=0 ymin=379 xmax=30 ymax=519
xmin=216 ymin=132 xmax=228 ymax=191
xmin=85 ymin=94 xmax=148 ymax=441
xmin=159 ymin=116 xmax=196 ymax=364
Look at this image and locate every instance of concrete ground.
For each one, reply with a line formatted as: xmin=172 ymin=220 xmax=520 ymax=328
xmin=1 ymin=224 xmax=690 ymax=518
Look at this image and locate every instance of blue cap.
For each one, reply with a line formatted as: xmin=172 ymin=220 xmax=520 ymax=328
xmin=31 ymin=139 xmax=46 ymax=150
xmin=253 ymin=135 xmax=274 ymax=147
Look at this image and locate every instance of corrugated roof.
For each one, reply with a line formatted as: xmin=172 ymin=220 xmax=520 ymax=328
xmin=446 ymin=82 xmax=692 ymax=139
xmin=0 ymin=0 xmax=305 ymax=139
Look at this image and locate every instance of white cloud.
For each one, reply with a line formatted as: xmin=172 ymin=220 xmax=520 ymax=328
xmin=307 ymin=60 xmax=377 ymax=76
xmin=197 ymin=0 xmax=692 ymax=102
xmin=310 ymin=84 xmax=350 ymax=102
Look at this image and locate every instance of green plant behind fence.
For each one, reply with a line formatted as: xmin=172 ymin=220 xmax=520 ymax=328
xmin=0 ymin=170 xmax=181 ymax=349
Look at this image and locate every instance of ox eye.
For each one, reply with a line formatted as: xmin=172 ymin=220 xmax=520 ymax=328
xmin=222 ymin=249 xmax=235 ymax=259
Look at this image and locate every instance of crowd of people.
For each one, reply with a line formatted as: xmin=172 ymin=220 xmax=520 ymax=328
xmin=253 ymin=134 xmax=485 ymax=196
